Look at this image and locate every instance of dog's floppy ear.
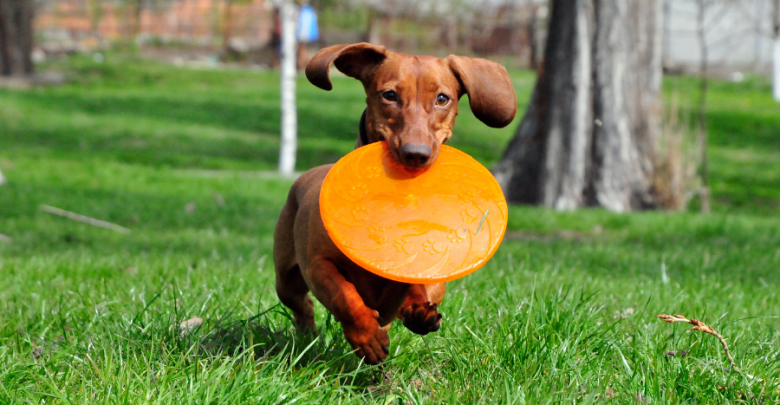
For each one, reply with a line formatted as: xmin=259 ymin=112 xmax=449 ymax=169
xmin=306 ymin=43 xmax=388 ymax=91
xmin=447 ymin=55 xmax=517 ymax=128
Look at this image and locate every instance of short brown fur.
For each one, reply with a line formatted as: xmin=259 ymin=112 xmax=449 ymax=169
xmin=274 ymin=43 xmax=516 ymax=364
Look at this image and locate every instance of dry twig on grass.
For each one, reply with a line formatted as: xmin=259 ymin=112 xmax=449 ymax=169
xmin=40 ymin=205 xmax=131 ymax=234
xmin=657 ymin=313 xmax=738 ymax=371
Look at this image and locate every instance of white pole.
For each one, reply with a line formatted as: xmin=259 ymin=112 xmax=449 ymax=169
xmin=773 ymin=35 xmax=780 ymax=102
xmin=774 ymin=0 xmax=780 ymax=103
xmin=279 ymin=0 xmax=298 ymax=176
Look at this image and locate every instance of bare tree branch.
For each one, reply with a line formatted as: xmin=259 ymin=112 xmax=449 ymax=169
xmin=658 ymin=314 xmax=738 ymax=372
xmin=40 ymin=205 xmax=132 ymax=234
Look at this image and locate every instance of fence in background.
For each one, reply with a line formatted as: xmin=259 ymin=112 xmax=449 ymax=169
xmin=32 ymin=0 xmax=546 ymax=69
xmin=35 ymin=0 xmax=272 ymax=53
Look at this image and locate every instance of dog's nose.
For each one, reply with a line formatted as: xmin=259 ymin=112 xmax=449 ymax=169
xmin=400 ymin=144 xmax=432 ymax=167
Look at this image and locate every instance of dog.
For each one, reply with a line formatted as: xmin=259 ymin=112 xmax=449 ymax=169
xmin=273 ymin=43 xmax=516 ymax=365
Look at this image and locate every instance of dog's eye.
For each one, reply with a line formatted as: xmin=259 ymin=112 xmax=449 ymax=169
xmin=382 ymin=91 xmax=398 ymax=102
xmin=436 ymin=94 xmax=450 ymax=106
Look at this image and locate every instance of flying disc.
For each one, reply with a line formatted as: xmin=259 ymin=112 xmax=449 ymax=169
xmin=320 ymin=141 xmax=508 ymax=284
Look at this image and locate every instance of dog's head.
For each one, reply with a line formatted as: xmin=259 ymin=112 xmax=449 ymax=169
xmin=306 ymin=43 xmax=517 ymax=169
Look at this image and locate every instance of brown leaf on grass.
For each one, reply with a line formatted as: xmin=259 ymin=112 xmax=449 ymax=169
xmin=213 ymin=192 xmax=225 ymax=207
xmin=605 ymin=387 xmax=615 ymax=399
xmin=657 ymin=313 xmax=738 ymax=371
xmin=32 ymin=347 xmax=43 ymax=362
xmin=635 ymin=392 xmax=650 ymax=403
xmin=664 ymin=350 xmax=689 ymax=358
xmin=177 ymin=316 xmax=203 ymax=337
xmin=613 ymin=307 xmax=635 ymax=319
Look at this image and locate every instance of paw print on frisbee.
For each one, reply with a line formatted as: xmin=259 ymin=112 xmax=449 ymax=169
xmin=320 ymin=141 xmax=508 ymax=284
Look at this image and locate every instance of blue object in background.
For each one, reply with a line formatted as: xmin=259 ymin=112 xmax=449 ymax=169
xmin=296 ymin=5 xmax=319 ymax=43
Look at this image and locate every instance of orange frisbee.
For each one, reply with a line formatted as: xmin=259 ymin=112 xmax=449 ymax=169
xmin=320 ymin=141 xmax=508 ymax=284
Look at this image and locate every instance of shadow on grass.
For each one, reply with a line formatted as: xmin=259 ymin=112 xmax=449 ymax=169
xmin=2 ymin=90 xmax=363 ymax=170
xmin=137 ymin=304 xmax=386 ymax=388
xmin=1 ymin=82 xmax=524 ymax=171
xmin=7 ymin=91 xmax=362 ymax=141
xmin=708 ymin=111 xmax=780 ymax=152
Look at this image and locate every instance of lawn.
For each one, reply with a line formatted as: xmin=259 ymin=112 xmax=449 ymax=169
xmin=0 ymin=53 xmax=779 ymax=403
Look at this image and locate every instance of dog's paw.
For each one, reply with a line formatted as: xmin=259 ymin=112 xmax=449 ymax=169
xmin=342 ymin=310 xmax=391 ymax=365
xmin=398 ymin=301 xmax=442 ymax=335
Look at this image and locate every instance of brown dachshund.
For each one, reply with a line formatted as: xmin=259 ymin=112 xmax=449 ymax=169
xmin=273 ymin=43 xmax=516 ymax=365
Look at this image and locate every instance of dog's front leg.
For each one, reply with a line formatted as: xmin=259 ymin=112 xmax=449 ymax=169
xmin=398 ymin=283 xmax=445 ymax=335
xmin=305 ymin=256 xmax=390 ymax=364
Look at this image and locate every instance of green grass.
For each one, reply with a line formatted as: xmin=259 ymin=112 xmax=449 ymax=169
xmin=1 ymin=53 xmax=779 ymax=403
xmin=664 ymin=75 xmax=780 ymax=215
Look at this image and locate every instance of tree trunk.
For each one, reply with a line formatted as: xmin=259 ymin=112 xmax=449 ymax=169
xmin=365 ymin=9 xmax=379 ymax=44
xmin=493 ymin=0 xmax=663 ymax=212
xmin=223 ymin=0 xmax=234 ymax=51
xmin=527 ymin=4 xmax=539 ymax=70
xmin=0 ymin=0 xmax=34 ymax=77
xmin=134 ymin=0 xmax=146 ymax=38
xmin=88 ymin=0 xmax=104 ymax=35
xmin=278 ymin=1 xmax=298 ymax=176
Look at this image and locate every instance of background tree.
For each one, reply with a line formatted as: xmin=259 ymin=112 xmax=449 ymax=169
xmin=223 ymin=0 xmax=235 ymax=51
xmin=128 ymin=0 xmax=146 ymax=38
xmin=0 ymin=0 xmax=35 ymax=186
xmin=87 ymin=0 xmax=105 ymax=36
xmin=115 ymin=0 xmax=139 ymax=39
xmin=0 ymin=0 xmax=35 ymax=77
xmin=493 ymin=0 xmax=664 ymax=212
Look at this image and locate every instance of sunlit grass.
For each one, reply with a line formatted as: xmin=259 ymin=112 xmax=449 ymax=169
xmin=0 ymin=54 xmax=778 ymax=403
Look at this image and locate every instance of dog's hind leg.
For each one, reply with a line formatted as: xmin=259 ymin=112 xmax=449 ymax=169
xmin=274 ymin=198 xmax=316 ymax=333
xmin=276 ymin=263 xmax=316 ymax=333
